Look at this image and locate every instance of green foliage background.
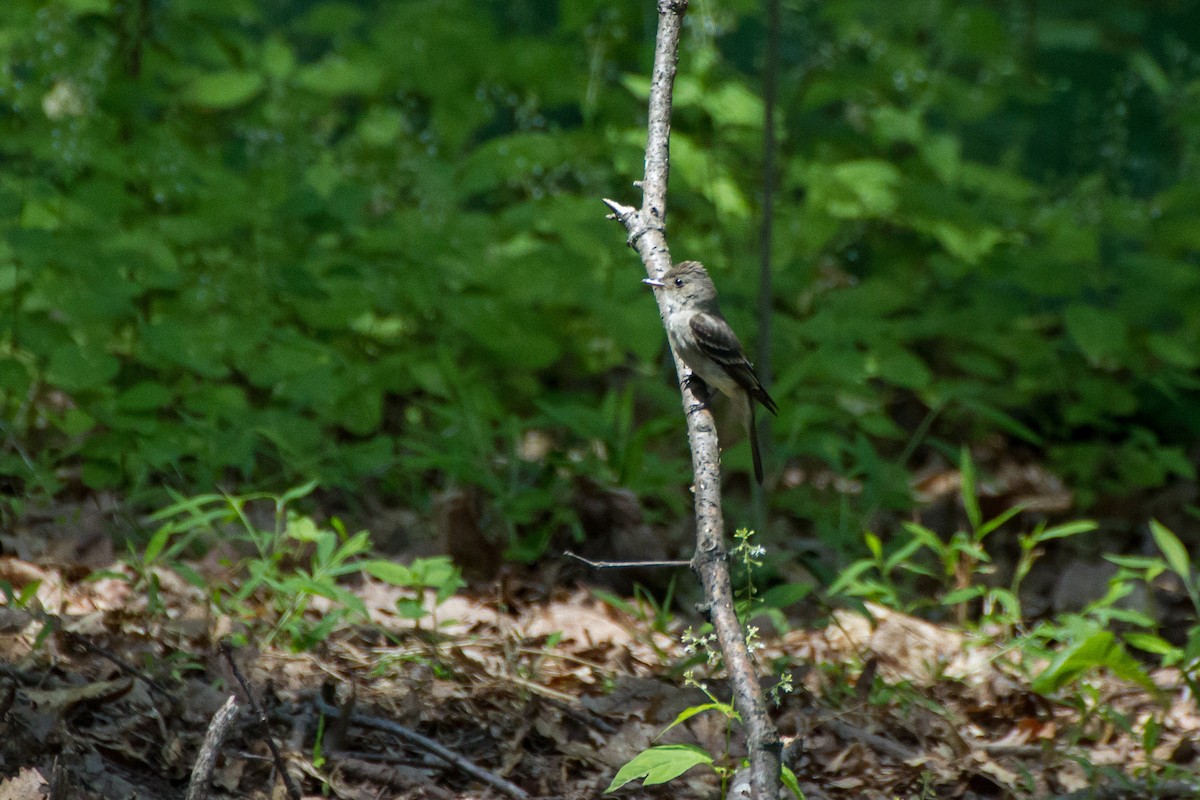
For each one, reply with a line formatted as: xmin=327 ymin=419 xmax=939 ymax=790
xmin=2 ymin=0 xmax=1198 ymax=550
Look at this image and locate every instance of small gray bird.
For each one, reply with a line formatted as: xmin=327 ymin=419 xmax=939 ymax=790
xmin=644 ymin=260 xmax=778 ymax=483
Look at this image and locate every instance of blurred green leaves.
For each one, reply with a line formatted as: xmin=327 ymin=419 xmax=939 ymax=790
xmin=0 ymin=0 xmax=1196 ymax=556
xmin=185 ymin=71 xmax=265 ymax=109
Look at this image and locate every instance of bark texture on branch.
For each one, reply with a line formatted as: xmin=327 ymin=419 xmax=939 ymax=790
xmin=603 ymin=2 xmax=783 ymax=797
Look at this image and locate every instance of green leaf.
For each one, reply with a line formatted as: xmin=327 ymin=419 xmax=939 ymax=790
xmin=807 ymin=160 xmax=901 ymax=219
xmin=262 ymin=36 xmax=296 ymax=79
xmin=62 ymin=0 xmax=112 ymax=15
xmin=864 ymin=531 xmax=883 ymax=560
xmin=959 ymin=448 xmax=982 ymax=532
xmin=975 ymin=504 xmax=1024 ymax=539
xmin=604 ymin=744 xmax=713 ymax=792
xmin=922 ymin=134 xmax=961 ymax=184
xmin=1033 ymin=520 xmax=1098 ymax=543
xmin=1146 ymin=332 xmax=1199 ymax=368
xmin=870 ymin=346 xmax=931 ymax=390
xmin=781 ymin=765 xmax=806 ymax=799
xmin=1064 ymin=304 xmax=1128 ymax=366
xmin=1032 ymin=630 xmax=1155 ymax=694
xmin=363 ymin=560 xmax=414 ymax=586
xmin=883 ymin=537 xmax=926 ymax=575
xmin=1130 ymin=51 xmax=1170 ymax=97
xmin=185 ymin=71 xmax=264 ymax=109
xmin=1122 ymin=632 xmax=1176 ymax=657
xmin=1149 ymin=519 xmax=1191 ymax=581
xmin=357 ymin=107 xmax=405 ymax=146
xmin=926 ymin=221 xmax=1004 ymax=264
xmin=0 ymin=360 xmax=30 ymax=393
xmin=46 ymin=345 xmax=119 ymax=391
xmin=660 ymin=702 xmax=736 ymax=736
xmin=394 ymin=598 xmax=428 ymax=619
xmin=295 ymin=56 xmax=384 ymax=96
xmin=279 ymin=480 xmax=320 ymax=505
xmin=759 ymin=582 xmax=814 ymax=609
xmin=942 ymin=586 xmax=986 ymax=606
xmin=409 ymin=556 xmax=463 ymax=591
xmin=143 ymin=525 xmax=173 ymax=564
xmin=701 ymin=82 xmax=762 ymax=128
xmin=827 ymin=560 xmax=878 ymax=596
xmin=116 ymin=382 xmax=173 ymax=412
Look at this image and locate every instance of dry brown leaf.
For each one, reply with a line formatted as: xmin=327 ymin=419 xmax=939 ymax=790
xmin=521 ymin=599 xmax=631 ymax=650
xmin=0 ymin=767 xmax=49 ymax=800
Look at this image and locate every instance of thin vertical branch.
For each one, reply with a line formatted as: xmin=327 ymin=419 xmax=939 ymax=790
xmin=757 ymin=0 xmax=779 ymax=423
xmin=602 ymin=2 xmax=783 ymax=797
xmin=753 ymin=0 xmax=782 ymax=522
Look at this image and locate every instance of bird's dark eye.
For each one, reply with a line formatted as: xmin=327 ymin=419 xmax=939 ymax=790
xmin=674 ymin=278 xmax=684 ymax=287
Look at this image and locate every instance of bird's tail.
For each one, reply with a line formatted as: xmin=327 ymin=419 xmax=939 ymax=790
xmin=749 ymin=402 xmax=764 ymax=484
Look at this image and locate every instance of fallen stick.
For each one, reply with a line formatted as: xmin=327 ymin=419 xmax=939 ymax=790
xmin=185 ymin=694 xmax=239 ymax=800
xmin=312 ymin=696 xmax=530 ymax=800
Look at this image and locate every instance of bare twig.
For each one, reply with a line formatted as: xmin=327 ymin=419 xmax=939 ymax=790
xmin=820 ymin=718 xmax=918 ymax=764
xmin=60 ymin=626 xmax=172 ymax=699
xmin=313 ymin=696 xmax=530 ymax=800
xmin=49 ymin=756 xmax=70 ymax=800
xmin=603 ymin=2 xmax=783 ymax=798
xmin=185 ymin=694 xmax=239 ymax=800
xmin=220 ymin=642 xmax=302 ymax=800
xmin=563 ymin=550 xmax=690 ymax=569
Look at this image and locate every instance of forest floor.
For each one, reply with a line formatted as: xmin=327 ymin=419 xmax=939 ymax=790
xmin=0 ymin=532 xmax=1198 ymax=800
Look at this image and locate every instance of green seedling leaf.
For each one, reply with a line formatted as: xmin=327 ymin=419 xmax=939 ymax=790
xmin=279 ymin=480 xmax=320 ymax=505
xmin=865 ymin=532 xmax=883 ymax=560
xmin=173 ymin=563 xmax=206 ymax=589
xmin=1150 ymin=520 xmax=1191 ymax=581
xmin=1123 ymin=632 xmax=1176 ymax=657
xmin=1103 ymin=554 xmax=1165 ymax=578
xmin=363 ymin=560 xmax=414 ymax=585
xmin=604 ymin=744 xmax=713 ymax=792
xmin=146 ymin=491 xmax=231 ymax=521
xmin=960 ymin=448 xmax=982 ymax=531
xmin=1032 ymin=520 xmax=1098 ymax=543
xmin=592 ymin=590 xmax=634 ymax=616
xmin=395 ymin=598 xmax=428 ymax=619
xmin=781 ymin=765 xmax=806 ymax=799
xmin=659 ymin=702 xmax=737 ymax=737
xmin=1032 ymin=630 xmax=1155 ymax=694
xmin=899 ymin=521 xmax=945 ymax=554
xmin=287 ymin=515 xmax=324 ymax=542
xmin=410 ymin=556 xmax=460 ymax=587
xmin=1099 ymin=608 xmax=1157 ymax=628
xmin=143 ymin=525 xmax=173 ymax=564
xmin=328 ymin=586 xmax=368 ymax=618
xmin=942 ymin=585 xmax=986 ymax=606
xmin=759 ymin=582 xmax=814 ymax=609
xmin=883 ymin=537 xmax=925 ymax=573
xmin=827 ymin=559 xmax=876 ymax=596
xmin=975 ymin=504 xmax=1024 ymax=539
xmin=334 ymin=530 xmax=372 ymax=561
xmin=14 ymin=581 xmax=41 ymax=608
xmin=1185 ymin=628 xmax=1200 ymax=662
xmin=951 ymin=539 xmax=990 ymax=563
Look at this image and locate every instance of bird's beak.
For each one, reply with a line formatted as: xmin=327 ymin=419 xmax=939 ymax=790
xmin=642 ymin=277 xmax=665 ymax=288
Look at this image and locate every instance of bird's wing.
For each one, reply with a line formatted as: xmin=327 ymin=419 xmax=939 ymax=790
xmin=689 ymin=312 xmax=778 ymax=414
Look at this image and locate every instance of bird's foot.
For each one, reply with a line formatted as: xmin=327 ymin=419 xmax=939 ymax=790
xmin=682 ymin=374 xmax=713 ymax=411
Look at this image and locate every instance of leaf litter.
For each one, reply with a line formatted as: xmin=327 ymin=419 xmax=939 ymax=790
xmin=0 ymin=556 xmax=1196 ymax=799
